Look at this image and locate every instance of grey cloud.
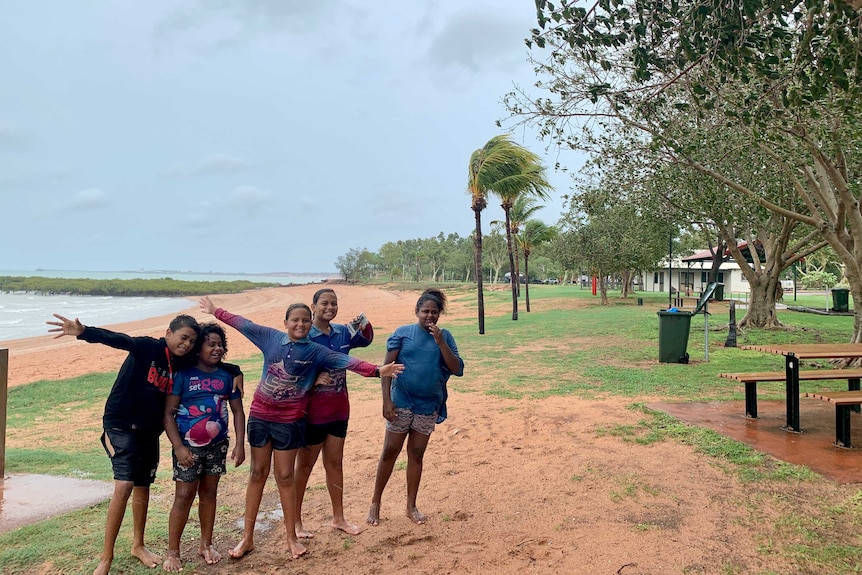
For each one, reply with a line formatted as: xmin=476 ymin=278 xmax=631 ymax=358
xmin=427 ymin=11 xmax=527 ymax=73
xmin=166 ymin=153 xmax=253 ymax=177
xmin=228 ymin=184 xmax=272 ymax=215
xmin=155 ymin=0 xmax=345 ymax=45
xmin=0 ymin=127 xmax=32 ymax=154
xmin=0 ymin=165 xmax=70 ymax=188
xmin=66 ymin=188 xmax=111 ymax=211
xmin=368 ymin=187 xmax=419 ymax=217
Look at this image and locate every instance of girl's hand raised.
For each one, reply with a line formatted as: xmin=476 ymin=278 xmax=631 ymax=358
xmin=427 ymin=323 xmax=445 ymax=345
xmin=199 ymin=296 xmax=217 ymax=315
xmin=46 ymin=314 xmax=85 ymax=339
xmin=378 ymin=361 xmax=404 ymax=379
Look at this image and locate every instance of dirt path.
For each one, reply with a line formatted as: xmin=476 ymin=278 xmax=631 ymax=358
xmin=2 ymin=284 xmax=824 ymax=574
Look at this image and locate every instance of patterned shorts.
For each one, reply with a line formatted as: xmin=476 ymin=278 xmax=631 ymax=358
xmin=172 ymin=438 xmax=229 ymax=482
xmin=385 ymin=408 xmax=437 ymax=436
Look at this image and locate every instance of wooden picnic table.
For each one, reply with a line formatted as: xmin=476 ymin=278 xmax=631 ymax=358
xmin=739 ymin=343 xmax=862 ymax=432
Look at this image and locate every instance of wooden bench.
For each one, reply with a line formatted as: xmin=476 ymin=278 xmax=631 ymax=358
xmin=718 ymin=369 xmax=862 ymax=419
xmin=803 ymin=391 xmax=862 ymax=447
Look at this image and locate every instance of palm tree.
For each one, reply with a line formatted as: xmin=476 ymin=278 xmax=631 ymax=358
xmin=493 ymin=160 xmax=553 ymax=321
xmin=508 ymin=195 xmax=545 ymax=298
xmin=518 ymin=219 xmax=557 ymax=312
xmin=469 ymin=135 xmax=543 ymax=333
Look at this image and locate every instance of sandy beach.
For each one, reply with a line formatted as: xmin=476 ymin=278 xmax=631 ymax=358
xmin=2 ymin=283 xmax=834 ymax=574
xmin=2 ymin=284 xmax=412 ymax=388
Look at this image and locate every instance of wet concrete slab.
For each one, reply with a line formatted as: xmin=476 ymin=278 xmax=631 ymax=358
xmin=0 ymin=473 xmax=113 ymax=533
xmin=648 ymin=398 xmax=862 ymax=484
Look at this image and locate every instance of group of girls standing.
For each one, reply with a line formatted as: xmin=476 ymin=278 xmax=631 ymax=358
xmin=199 ymin=286 xmax=464 ymax=560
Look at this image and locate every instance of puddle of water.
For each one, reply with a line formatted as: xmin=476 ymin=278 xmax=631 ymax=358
xmin=0 ymin=473 xmax=113 ymax=533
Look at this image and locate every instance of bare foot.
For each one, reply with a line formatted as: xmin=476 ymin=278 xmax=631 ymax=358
xmin=366 ymin=502 xmax=381 ymax=526
xmin=331 ymin=518 xmax=363 ymax=535
xmin=295 ymin=523 xmax=315 ymax=539
xmin=199 ymin=545 xmax=222 ymax=565
xmin=162 ymin=551 xmax=182 ymax=572
xmin=228 ymin=539 xmax=254 ymax=559
xmin=287 ymin=538 xmax=307 ymax=559
xmin=93 ymin=557 xmax=112 ymax=575
xmin=407 ymin=506 xmax=427 ymax=525
xmin=132 ymin=545 xmax=161 ymax=568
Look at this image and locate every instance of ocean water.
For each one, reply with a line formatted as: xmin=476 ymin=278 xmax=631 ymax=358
xmin=0 ymin=269 xmax=336 ymax=343
xmin=0 ymin=293 xmax=194 ymax=342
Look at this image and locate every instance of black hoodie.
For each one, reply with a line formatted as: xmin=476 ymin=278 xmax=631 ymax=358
xmin=79 ymin=326 xmax=174 ymax=434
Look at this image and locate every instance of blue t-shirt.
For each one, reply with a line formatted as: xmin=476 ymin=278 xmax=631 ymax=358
xmin=171 ymin=365 xmax=242 ymax=447
xmin=386 ymin=323 xmax=463 ymax=420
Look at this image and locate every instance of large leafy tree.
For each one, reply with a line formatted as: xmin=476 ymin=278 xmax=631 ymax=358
xmin=507 ymin=1 xmax=862 ymax=339
xmin=335 ymin=247 xmax=373 ymax=281
xmin=468 ymin=135 xmax=553 ymax=331
xmin=644 ymin=142 xmax=826 ymax=327
xmin=562 ymin=183 xmax=674 ymax=305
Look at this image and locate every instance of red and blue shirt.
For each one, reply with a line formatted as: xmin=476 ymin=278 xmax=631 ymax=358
xmin=171 ymin=365 xmax=242 ymax=447
xmin=307 ymin=321 xmax=373 ymax=424
xmin=214 ymin=308 xmax=378 ymax=423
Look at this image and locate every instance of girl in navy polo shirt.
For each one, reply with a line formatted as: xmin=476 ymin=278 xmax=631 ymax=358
xmin=199 ymin=296 xmax=403 ymax=560
xmin=294 ymin=288 xmax=373 ymax=539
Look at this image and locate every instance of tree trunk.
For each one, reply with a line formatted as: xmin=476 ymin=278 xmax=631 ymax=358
xmin=514 ymin=241 xmax=522 ymax=298
xmin=504 ymin=206 xmax=519 ymax=321
xmin=847 ymin=272 xmax=862 ymax=344
xmin=598 ymin=272 xmax=609 ymax=305
xmin=473 ymin=207 xmax=486 ymax=334
xmin=620 ymin=269 xmax=633 ymax=298
xmin=738 ymin=276 xmax=783 ymax=329
xmin=524 ymin=251 xmax=532 ymax=312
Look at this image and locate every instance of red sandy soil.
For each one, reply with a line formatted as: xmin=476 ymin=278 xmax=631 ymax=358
xmin=2 ymin=284 xmax=851 ymax=574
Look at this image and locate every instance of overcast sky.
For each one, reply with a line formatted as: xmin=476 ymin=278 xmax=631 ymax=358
xmin=0 ymin=0 xmax=584 ymax=274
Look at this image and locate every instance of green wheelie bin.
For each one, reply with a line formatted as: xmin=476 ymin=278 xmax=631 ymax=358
xmin=656 ymin=310 xmax=692 ymax=363
xmin=656 ymin=282 xmax=720 ymax=364
xmin=832 ymin=288 xmax=850 ymax=312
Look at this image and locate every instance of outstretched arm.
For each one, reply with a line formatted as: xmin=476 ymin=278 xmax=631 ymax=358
xmin=377 ymin=361 xmax=404 ymax=379
xmin=46 ymin=314 xmax=85 ymax=339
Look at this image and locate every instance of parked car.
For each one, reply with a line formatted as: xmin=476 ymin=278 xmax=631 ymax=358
xmin=543 ymin=278 xmax=559 ymax=284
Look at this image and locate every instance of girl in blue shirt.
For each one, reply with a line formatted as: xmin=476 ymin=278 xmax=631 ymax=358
xmin=366 ymin=288 xmax=464 ymax=526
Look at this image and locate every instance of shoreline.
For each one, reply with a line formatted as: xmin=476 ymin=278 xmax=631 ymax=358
xmin=1 ymin=284 xmax=418 ymax=388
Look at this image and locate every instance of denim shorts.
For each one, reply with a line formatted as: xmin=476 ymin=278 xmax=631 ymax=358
xmin=101 ymin=427 xmax=160 ymax=486
xmin=247 ymin=416 xmax=305 ymax=450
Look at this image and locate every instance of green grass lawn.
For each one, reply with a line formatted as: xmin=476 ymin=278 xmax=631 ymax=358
xmin=2 ymin=284 xmax=861 ymax=574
